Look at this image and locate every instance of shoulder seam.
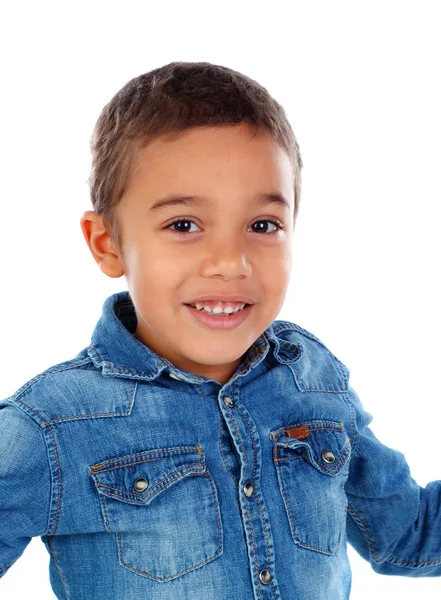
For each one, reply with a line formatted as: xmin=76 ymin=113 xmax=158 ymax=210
xmin=12 ymin=357 xmax=94 ymax=404
xmin=274 ymin=321 xmax=349 ymax=371
xmin=43 ymin=424 xmax=63 ymax=535
xmin=273 ymin=320 xmax=350 ymax=392
xmin=273 ymin=320 xmax=332 ymax=347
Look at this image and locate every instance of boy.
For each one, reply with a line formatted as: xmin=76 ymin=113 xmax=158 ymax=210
xmin=1 ymin=61 xmax=440 ymax=600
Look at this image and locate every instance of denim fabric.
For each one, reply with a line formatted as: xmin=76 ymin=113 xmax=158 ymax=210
xmin=1 ymin=291 xmax=441 ymax=599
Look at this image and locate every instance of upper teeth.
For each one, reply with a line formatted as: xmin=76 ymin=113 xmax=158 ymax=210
xmin=193 ymin=302 xmax=246 ymax=314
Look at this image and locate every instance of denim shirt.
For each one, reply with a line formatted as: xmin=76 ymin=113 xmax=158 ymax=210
xmin=1 ymin=292 xmax=441 ymax=600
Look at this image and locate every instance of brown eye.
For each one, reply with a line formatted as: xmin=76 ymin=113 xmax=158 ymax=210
xmin=168 ymin=219 xmax=200 ymax=233
xmin=249 ymin=220 xmax=280 ymax=233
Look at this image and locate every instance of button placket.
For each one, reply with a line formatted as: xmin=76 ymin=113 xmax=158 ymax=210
xmin=219 ymin=392 xmax=279 ymax=598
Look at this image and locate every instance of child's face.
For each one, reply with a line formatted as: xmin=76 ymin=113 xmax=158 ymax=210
xmin=113 ymin=124 xmax=294 ymax=384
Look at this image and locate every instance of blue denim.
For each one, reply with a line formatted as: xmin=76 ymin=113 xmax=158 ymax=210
xmin=1 ymin=291 xmax=441 ymax=599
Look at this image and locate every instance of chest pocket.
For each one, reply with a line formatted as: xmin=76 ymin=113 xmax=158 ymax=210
xmin=271 ymin=420 xmax=351 ymax=555
xmin=89 ymin=445 xmax=222 ymax=582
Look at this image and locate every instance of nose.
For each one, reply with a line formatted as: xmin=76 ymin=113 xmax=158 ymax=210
xmin=199 ymin=234 xmax=252 ymax=281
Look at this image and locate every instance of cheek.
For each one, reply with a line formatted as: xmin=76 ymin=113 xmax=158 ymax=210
xmin=259 ymin=249 xmax=292 ymax=289
xmin=125 ymin=237 xmax=179 ymax=272
xmin=128 ymin=246 xmax=189 ymax=296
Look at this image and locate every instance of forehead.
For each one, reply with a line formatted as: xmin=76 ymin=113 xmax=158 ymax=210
xmin=124 ymin=124 xmax=294 ymax=206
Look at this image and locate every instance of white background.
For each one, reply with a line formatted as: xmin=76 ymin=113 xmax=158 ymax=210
xmin=0 ymin=1 xmax=440 ymax=598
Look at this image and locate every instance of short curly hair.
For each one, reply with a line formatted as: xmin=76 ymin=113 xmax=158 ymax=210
xmin=88 ymin=61 xmax=302 ymax=245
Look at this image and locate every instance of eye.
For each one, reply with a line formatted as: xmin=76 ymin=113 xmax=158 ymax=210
xmin=248 ymin=219 xmax=283 ymax=234
xmin=167 ymin=219 xmax=201 ymax=234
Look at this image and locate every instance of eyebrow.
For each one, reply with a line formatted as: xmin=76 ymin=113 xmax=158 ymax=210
xmin=149 ymin=192 xmax=291 ymax=212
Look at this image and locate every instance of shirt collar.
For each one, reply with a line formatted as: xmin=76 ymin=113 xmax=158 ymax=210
xmin=88 ymin=291 xmax=301 ymax=383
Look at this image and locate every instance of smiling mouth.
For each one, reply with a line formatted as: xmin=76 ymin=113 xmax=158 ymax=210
xmin=184 ymin=302 xmax=253 ymax=330
xmin=185 ymin=303 xmax=250 ymax=316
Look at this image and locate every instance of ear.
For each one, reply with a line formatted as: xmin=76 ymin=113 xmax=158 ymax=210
xmin=80 ymin=211 xmax=125 ymax=278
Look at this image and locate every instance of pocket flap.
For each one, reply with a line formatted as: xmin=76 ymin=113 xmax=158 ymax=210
xmin=89 ymin=445 xmax=206 ymax=505
xmin=271 ymin=421 xmax=350 ymax=475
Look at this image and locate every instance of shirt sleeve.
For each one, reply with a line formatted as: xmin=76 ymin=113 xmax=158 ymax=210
xmin=345 ymin=385 xmax=441 ymax=576
xmin=0 ymin=401 xmax=51 ymax=578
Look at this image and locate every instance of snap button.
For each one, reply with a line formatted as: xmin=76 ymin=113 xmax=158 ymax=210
xmin=224 ymin=396 xmax=234 ymax=407
xmin=169 ymin=372 xmax=180 ymax=380
xmin=243 ymin=482 xmax=254 ymax=497
xmin=134 ymin=477 xmax=148 ymax=492
xmin=259 ymin=569 xmax=271 ymax=584
xmin=322 ymin=450 xmax=336 ymax=464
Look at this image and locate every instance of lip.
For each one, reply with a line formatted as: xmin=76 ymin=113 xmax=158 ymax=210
xmin=185 ymin=303 xmax=253 ymax=330
xmin=185 ymin=295 xmax=256 ymax=305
